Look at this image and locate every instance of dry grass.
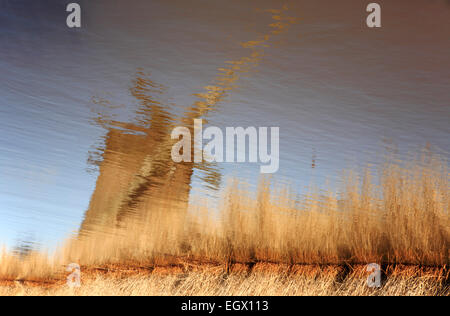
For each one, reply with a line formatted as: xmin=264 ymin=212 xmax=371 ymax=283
xmin=0 ymin=152 xmax=448 ymax=295
xmin=64 ymin=152 xmax=448 ymax=267
xmin=0 ymin=264 xmax=447 ymax=296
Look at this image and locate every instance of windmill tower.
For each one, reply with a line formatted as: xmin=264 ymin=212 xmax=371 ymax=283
xmin=79 ymin=6 xmax=298 ymax=235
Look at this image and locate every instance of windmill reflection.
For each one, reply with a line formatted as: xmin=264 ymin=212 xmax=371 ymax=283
xmin=80 ymin=5 xmax=298 ymax=235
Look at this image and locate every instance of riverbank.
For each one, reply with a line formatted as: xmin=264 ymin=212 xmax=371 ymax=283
xmin=0 ymin=261 xmax=447 ymax=296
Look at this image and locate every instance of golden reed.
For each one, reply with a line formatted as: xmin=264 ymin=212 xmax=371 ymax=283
xmin=0 ymin=151 xmax=448 ymax=295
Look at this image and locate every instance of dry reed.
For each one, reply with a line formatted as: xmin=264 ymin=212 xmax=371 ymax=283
xmin=0 ymin=152 xmax=448 ymax=295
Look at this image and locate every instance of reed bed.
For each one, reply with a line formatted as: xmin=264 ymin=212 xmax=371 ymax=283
xmin=63 ymin=153 xmax=448 ymax=268
xmin=1 ymin=264 xmax=447 ymax=296
xmin=0 ymin=152 xmax=448 ymax=295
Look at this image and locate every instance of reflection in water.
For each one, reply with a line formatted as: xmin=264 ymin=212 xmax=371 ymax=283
xmin=12 ymin=232 xmax=39 ymax=259
xmin=1 ymin=0 xmax=448 ymax=250
xmin=80 ymin=5 xmax=298 ymax=236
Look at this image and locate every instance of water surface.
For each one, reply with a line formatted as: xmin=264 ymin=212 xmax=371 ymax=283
xmin=0 ymin=0 xmax=449 ymax=248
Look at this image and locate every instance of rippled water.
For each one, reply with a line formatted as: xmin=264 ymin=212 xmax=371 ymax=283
xmin=0 ymin=0 xmax=449 ymax=248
